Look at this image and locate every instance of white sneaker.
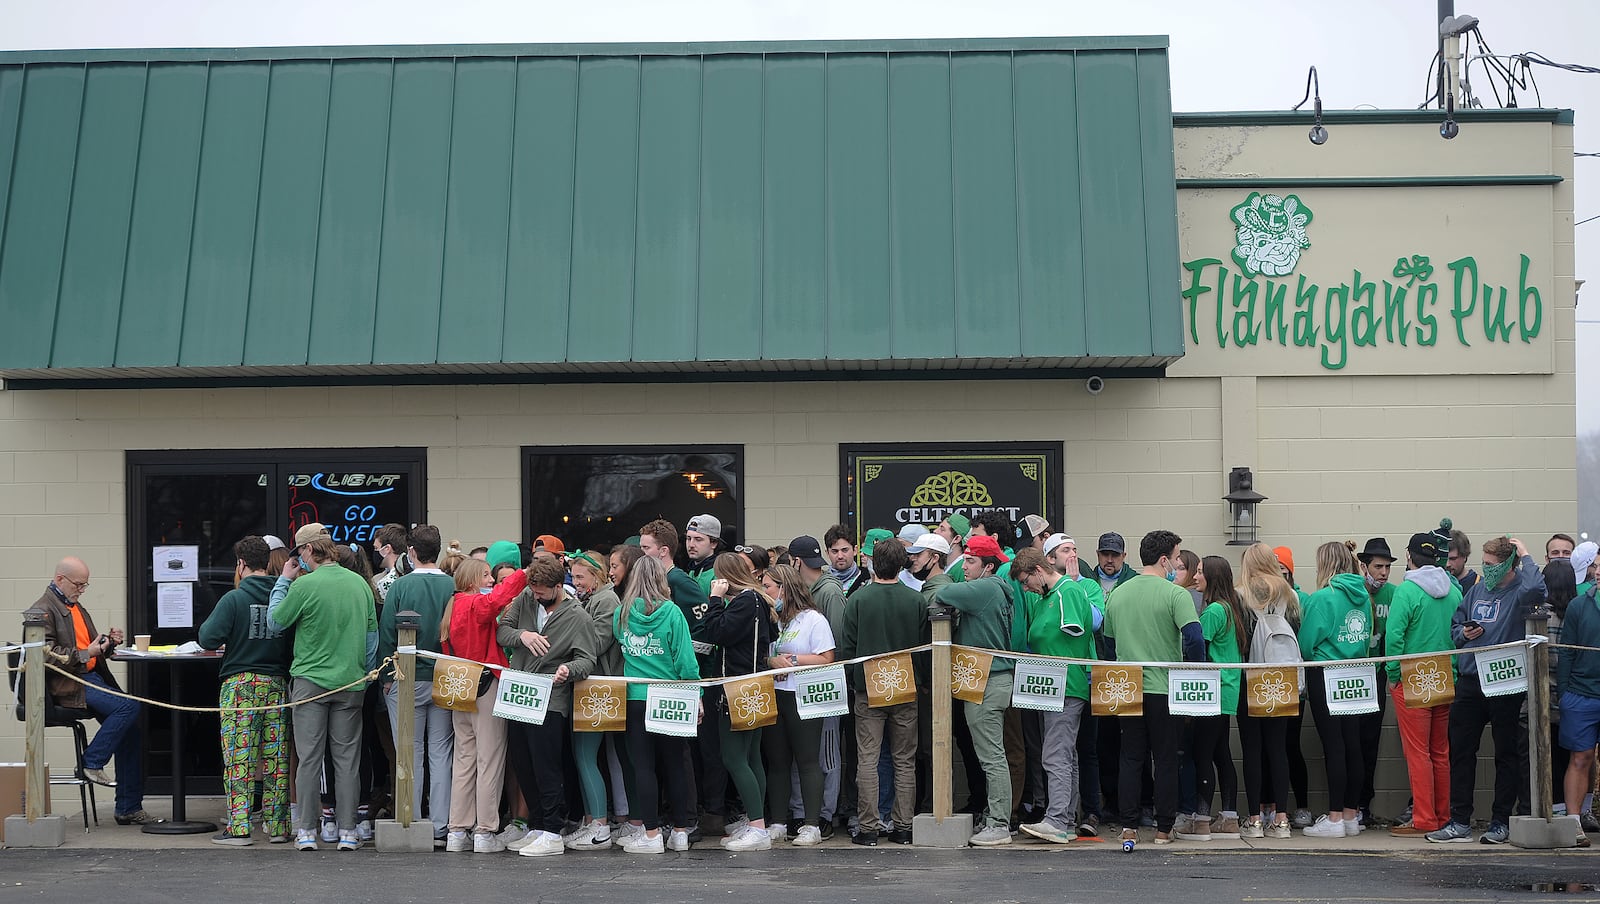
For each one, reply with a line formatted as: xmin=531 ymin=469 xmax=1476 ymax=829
xmin=767 ymin=823 xmax=788 ymax=843
xmin=518 ymin=830 xmax=564 ymax=857
xmin=337 ymin=829 xmax=359 ymax=851
xmin=506 ymin=829 xmax=540 ymax=851
xmin=565 ymin=821 xmax=613 ymax=851
xmin=614 ymin=822 xmax=643 ymax=843
xmin=1344 ymin=818 xmax=1363 ymax=837
xmin=725 ymin=827 xmax=772 ymax=852
xmin=792 ymin=825 xmax=823 ymax=846
xmin=355 ymin=820 xmax=374 ymax=842
xmin=623 ymin=831 xmax=665 ymax=854
xmin=720 ymin=826 xmax=746 ymax=849
xmin=668 ymin=829 xmax=691 ymax=851
xmin=970 ymin=825 xmax=1012 ymax=846
xmin=320 ymin=817 xmax=338 ymax=843
xmin=445 ymin=830 xmax=471 ymax=852
xmin=1303 ymin=815 xmax=1346 ymax=838
xmin=474 ymin=831 xmax=507 ymax=853
xmin=496 ymin=821 xmax=530 ymax=845
xmin=725 ymin=815 xmax=751 ymax=837
xmin=294 ymin=828 xmax=318 ymax=851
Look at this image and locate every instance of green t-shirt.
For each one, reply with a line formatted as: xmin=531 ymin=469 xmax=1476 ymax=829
xmin=1026 ymin=575 xmax=1094 ymax=700
xmin=1199 ymin=601 xmax=1242 ymax=715
xmin=1102 ymin=574 xmax=1199 ymax=695
xmin=272 ymin=564 xmax=378 ymax=691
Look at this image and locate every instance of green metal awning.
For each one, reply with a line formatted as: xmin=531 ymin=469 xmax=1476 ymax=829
xmin=0 ymin=38 xmax=1183 ymax=385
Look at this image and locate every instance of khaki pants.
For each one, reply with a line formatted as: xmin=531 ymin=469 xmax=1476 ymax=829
xmin=448 ymin=677 xmax=508 ymax=834
xmin=854 ymin=692 xmax=917 ymax=833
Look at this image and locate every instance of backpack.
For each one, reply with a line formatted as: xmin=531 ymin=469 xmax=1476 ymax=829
xmin=1250 ymin=606 xmax=1305 ymax=686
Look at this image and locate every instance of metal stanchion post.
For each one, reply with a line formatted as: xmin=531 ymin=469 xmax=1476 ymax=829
xmin=1509 ymin=611 xmax=1577 ymax=848
xmin=373 ymin=610 xmax=432 ymax=851
xmin=913 ymin=605 xmax=972 ymax=847
xmin=4 ymin=609 xmax=66 ymax=846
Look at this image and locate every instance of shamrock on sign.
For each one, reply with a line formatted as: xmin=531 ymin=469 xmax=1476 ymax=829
xmin=1098 ymin=669 xmax=1138 ymax=712
xmin=578 ymin=688 xmax=621 ymax=728
xmin=871 ymin=659 xmax=911 ymax=702
xmin=1407 ymin=659 xmax=1451 ymax=704
xmin=1252 ymin=669 xmax=1294 ymax=714
xmin=436 ymin=665 xmax=477 ymax=707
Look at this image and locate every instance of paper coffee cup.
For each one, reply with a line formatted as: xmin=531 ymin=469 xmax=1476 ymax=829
xmin=134 ymin=634 xmax=151 ymax=652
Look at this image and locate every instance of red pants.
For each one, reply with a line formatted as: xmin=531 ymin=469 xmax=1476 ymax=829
xmin=1391 ymin=684 xmax=1450 ymax=831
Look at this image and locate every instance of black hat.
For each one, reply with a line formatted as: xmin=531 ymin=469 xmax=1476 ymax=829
xmin=1407 ymin=533 xmax=1442 ymax=565
xmin=1097 ymin=532 xmax=1126 ymax=554
xmin=1356 ymin=537 xmax=1395 ymax=564
xmin=787 ymin=535 xmax=826 ymax=569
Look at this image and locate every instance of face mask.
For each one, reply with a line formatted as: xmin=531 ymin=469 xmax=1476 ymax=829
xmin=773 ymin=597 xmax=784 ymax=613
xmin=299 ymin=555 xmax=314 ymax=572
xmin=478 ymin=587 xmax=493 ymax=595
xmin=1481 ymin=558 xmax=1514 ymax=588
xmin=1364 ymin=575 xmax=1384 ymax=591
xmin=1166 ymin=570 xmax=1178 ymax=582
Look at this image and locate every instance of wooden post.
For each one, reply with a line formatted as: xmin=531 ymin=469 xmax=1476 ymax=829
xmin=21 ymin=609 xmax=47 ymax=822
xmin=393 ymin=611 xmax=419 ymax=828
xmin=1526 ymin=611 xmax=1553 ymax=821
xmin=929 ymin=605 xmax=953 ymax=821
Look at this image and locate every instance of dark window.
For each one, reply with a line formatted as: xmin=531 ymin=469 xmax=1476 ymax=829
xmin=125 ymin=448 xmax=425 ymax=794
xmin=522 ymin=446 xmax=743 ymax=553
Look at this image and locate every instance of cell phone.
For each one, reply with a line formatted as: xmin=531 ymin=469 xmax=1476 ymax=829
xmin=1465 ymin=620 xmax=1481 ymax=630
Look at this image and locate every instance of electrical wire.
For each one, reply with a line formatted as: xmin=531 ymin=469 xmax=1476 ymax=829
xmin=1577 ymin=213 xmax=1600 ymax=227
xmin=1512 ymin=52 xmax=1600 ymax=75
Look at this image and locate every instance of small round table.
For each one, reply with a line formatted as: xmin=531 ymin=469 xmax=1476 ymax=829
xmin=113 ymin=650 xmax=223 ymax=835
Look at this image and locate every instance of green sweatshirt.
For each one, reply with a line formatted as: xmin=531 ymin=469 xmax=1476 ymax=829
xmin=809 ymin=573 xmax=849 ymax=638
xmin=1025 ymin=575 xmax=1094 ymax=700
xmin=1367 ymin=581 xmax=1396 ymax=655
xmin=199 ymin=574 xmax=292 ymax=680
xmin=495 ymin=589 xmax=598 ymax=717
xmin=1384 ymin=566 xmax=1461 ymax=685
xmin=268 ymin=564 xmax=378 ymax=691
xmin=935 ymin=575 xmax=1016 ymax=673
xmin=612 ymin=597 xmax=701 ymax=701
xmin=667 ymin=566 xmax=713 ymax=660
xmin=1004 ymin=566 xmax=1038 ymax=654
xmin=378 ymin=570 xmax=455 ymax=681
xmin=1299 ymin=573 xmax=1374 ymax=663
xmin=838 ymin=580 xmax=931 ymax=691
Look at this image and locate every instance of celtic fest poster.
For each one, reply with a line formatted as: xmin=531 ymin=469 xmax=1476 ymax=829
xmin=841 ymin=444 xmax=1062 ymax=539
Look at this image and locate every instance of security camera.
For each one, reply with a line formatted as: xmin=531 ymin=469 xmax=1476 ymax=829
xmin=1085 ymin=375 xmax=1105 ymax=395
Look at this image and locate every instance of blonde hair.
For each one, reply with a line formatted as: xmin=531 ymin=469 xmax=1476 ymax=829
xmin=619 ymin=553 xmax=671 ymax=637
xmin=440 ymin=558 xmax=491 ymax=649
xmin=1314 ymin=540 xmax=1359 ymax=590
xmin=1240 ymin=542 xmax=1301 ymax=624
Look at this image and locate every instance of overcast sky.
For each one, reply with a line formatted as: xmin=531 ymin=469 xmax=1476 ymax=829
xmin=6 ymin=0 xmax=1596 ymax=430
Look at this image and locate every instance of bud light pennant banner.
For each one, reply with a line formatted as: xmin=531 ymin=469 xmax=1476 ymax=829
xmin=1091 ymin=665 xmax=1143 ymax=717
xmin=491 ymin=670 xmax=553 ymax=725
xmin=644 ymin=684 xmax=701 ymax=737
xmin=1400 ymin=654 xmax=1456 ymax=709
xmin=572 ymin=678 xmax=626 ymax=732
xmin=865 ymin=653 xmax=917 ymax=708
xmin=950 ymin=648 xmax=993 ymax=705
xmin=1246 ymin=667 xmax=1300 ymax=718
xmin=840 ymin=443 xmax=1062 ymax=545
xmin=793 ymin=665 xmax=850 ymax=720
xmin=1010 ymin=659 xmax=1068 ymax=712
xmin=1321 ymin=665 xmax=1379 ymax=715
xmin=1474 ymin=646 xmax=1529 ymax=698
xmin=1167 ymin=668 xmax=1222 ymax=717
xmin=724 ymin=674 xmax=778 ymax=731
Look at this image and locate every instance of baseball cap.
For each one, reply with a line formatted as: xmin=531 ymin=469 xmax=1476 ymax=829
xmin=788 ymin=535 xmax=826 ymax=569
xmin=1042 ymin=533 xmax=1074 ymax=557
xmin=293 ymin=523 xmax=331 ymax=547
xmin=908 ymin=534 xmax=952 ymax=557
xmin=1096 ymin=532 xmax=1125 ymax=554
xmin=263 ymin=535 xmax=287 ymax=551
xmin=1020 ymin=514 xmax=1050 ymax=540
xmin=534 ymin=534 xmax=566 ymax=554
xmin=946 ymin=513 xmax=972 ymax=540
xmin=860 ymin=528 xmax=894 ymax=557
xmin=965 ymin=534 xmax=1010 ymax=563
xmin=686 ymin=514 xmax=723 ymax=541
xmin=897 ymin=524 xmax=929 ymax=545
xmin=1406 ymin=532 xmax=1441 ymax=565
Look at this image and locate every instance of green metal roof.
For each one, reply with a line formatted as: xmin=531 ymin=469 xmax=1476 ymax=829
xmin=0 ymin=38 xmax=1183 ymax=383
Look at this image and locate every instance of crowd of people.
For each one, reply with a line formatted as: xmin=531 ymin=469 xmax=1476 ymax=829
xmin=34 ymin=513 xmax=1600 ymax=853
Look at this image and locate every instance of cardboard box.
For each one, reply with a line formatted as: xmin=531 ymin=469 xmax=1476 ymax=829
xmin=0 ymin=763 xmax=51 ymax=842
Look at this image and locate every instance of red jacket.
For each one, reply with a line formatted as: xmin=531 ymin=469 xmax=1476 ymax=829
xmin=445 ymin=569 xmax=525 ymax=674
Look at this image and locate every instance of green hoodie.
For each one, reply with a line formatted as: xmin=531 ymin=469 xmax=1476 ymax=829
xmin=1384 ymin=566 xmax=1461 ymax=685
xmin=1299 ymin=573 xmax=1374 ymax=663
xmin=199 ymin=574 xmax=292 ymax=681
xmin=612 ymin=597 xmax=701 ymax=701
xmin=936 ymin=575 xmax=1017 ymax=673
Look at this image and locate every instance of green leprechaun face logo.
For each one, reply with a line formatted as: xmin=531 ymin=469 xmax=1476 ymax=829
xmin=1230 ymin=192 xmax=1313 ymax=277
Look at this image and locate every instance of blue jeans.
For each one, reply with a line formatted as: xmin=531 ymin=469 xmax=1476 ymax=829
xmin=82 ymin=672 xmax=144 ymax=814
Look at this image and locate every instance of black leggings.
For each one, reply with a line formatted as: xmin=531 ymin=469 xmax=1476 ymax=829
xmin=626 ymin=699 xmax=694 ymax=832
xmin=1286 ymin=711 xmax=1309 ymax=810
xmin=507 ymin=714 xmax=570 ymax=833
xmin=1238 ymin=710 xmax=1289 ymax=816
xmin=1308 ymin=669 xmax=1364 ymax=813
xmin=1191 ymin=714 xmax=1237 ymax=816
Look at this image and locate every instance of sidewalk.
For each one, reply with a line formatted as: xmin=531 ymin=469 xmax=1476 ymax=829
xmin=7 ymin=797 xmax=1593 ymax=854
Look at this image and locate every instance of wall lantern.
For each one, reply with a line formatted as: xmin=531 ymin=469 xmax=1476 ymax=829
xmin=1223 ymin=466 xmax=1267 ymax=546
